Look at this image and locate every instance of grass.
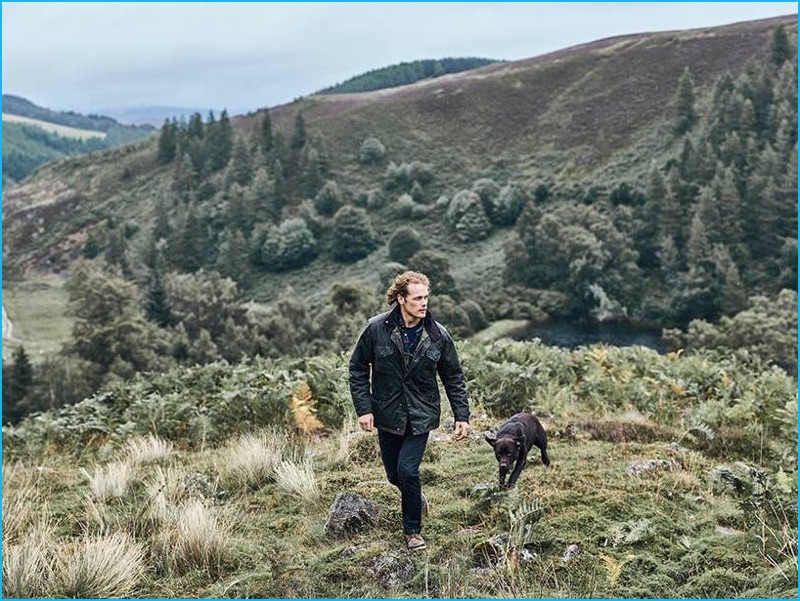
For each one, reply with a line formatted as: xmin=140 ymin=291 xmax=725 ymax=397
xmin=1 ymin=113 xmax=107 ymax=140
xmin=81 ymin=461 xmax=133 ymax=500
xmin=124 ymin=433 xmax=174 ymax=466
xmin=52 ymin=533 xmax=145 ymax=598
xmin=2 ymin=273 xmax=73 ymax=363
xmin=3 ymin=404 xmax=794 ymax=597
xmin=217 ymin=429 xmax=285 ymax=490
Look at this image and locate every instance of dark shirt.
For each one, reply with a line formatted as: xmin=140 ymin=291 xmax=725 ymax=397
xmin=400 ymin=321 xmax=423 ymax=361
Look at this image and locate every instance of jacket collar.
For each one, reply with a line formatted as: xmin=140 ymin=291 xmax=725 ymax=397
xmin=385 ymin=304 xmax=441 ymax=342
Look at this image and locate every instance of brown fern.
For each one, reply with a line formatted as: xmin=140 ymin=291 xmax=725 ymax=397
xmin=289 ymin=382 xmax=323 ymax=435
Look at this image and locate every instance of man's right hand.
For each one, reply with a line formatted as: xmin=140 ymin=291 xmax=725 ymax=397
xmin=358 ymin=413 xmax=374 ymax=432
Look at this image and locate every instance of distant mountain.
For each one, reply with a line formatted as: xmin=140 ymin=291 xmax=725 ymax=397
xmin=96 ymin=105 xmax=218 ymax=127
xmin=1 ymin=95 xmax=155 ymax=184
xmin=316 ymin=57 xmax=502 ymax=95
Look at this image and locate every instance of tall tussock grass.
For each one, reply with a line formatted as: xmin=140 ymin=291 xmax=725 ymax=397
xmin=124 ymin=433 xmax=173 ymax=465
xmin=52 ymin=533 xmax=146 ymax=598
xmin=2 ymin=520 xmax=56 ymax=598
xmin=4 ymin=529 xmax=145 ymax=598
xmin=274 ymin=455 xmax=320 ymax=504
xmin=81 ymin=460 xmax=133 ymax=500
xmin=154 ymin=499 xmax=231 ymax=576
xmin=2 ymin=463 xmax=42 ymax=543
xmin=218 ymin=429 xmax=286 ymax=490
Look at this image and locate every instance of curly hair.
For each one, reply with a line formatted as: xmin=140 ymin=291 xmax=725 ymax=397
xmin=386 ymin=271 xmax=430 ymax=306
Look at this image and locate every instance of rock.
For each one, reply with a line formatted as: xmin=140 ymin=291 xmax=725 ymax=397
xmin=562 ymin=543 xmax=581 ymax=564
xmin=366 ymin=552 xmax=415 ymax=589
xmin=182 ymin=472 xmax=214 ymax=498
xmin=627 ymin=459 xmax=672 ymax=476
xmin=325 ymin=492 xmax=382 ymax=537
xmin=339 ymin=545 xmax=364 ymax=557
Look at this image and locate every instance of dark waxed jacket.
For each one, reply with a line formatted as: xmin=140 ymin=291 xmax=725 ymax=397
xmin=349 ymin=305 xmax=470 ymax=435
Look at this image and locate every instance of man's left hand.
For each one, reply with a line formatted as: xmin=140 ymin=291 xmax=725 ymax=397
xmin=453 ymin=421 xmax=469 ymax=441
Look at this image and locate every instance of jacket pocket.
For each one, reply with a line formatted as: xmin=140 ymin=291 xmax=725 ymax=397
xmin=375 ymin=344 xmax=395 ymax=373
xmin=425 ymin=348 xmax=441 ymax=362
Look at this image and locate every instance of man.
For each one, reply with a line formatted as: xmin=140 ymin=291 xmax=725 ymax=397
xmin=349 ymin=270 xmax=470 ymax=551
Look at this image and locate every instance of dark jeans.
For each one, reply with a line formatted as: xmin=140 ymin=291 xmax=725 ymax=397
xmin=377 ymin=425 xmax=429 ymax=535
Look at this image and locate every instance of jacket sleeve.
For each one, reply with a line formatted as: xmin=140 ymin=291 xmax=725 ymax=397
xmin=437 ymin=332 xmax=470 ymax=423
xmin=348 ymin=322 xmax=375 ymax=417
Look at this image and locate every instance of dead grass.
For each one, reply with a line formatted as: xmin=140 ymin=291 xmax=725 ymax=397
xmin=274 ymin=455 xmax=321 ymax=504
xmin=81 ymin=461 xmax=133 ymax=500
xmin=217 ymin=429 xmax=285 ymax=490
xmin=52 ymin=533 xmax=145 ymax=598
xmin=124 ymin=434 xmax=174 ymax=466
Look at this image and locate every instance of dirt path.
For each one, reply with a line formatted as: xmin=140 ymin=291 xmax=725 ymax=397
xmin=3 ymin=304 xmax=16 ymax=341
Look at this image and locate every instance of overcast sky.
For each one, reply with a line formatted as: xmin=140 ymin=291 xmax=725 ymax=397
xmin=2 ymin=2 xmax=796 ymax=117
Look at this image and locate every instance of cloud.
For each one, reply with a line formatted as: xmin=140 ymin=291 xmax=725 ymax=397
xmin=2 ymin=2 xmax=795 ymax=114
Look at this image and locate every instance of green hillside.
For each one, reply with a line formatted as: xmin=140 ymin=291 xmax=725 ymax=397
xmin=1 ymin=95 xmax=155 ymax=184
xmin=1 ymin=15 xmax=796 ymax=420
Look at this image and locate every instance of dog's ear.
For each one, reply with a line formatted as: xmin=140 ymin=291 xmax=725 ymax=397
xmin=484 ymin=433 xmax=496 ymax=447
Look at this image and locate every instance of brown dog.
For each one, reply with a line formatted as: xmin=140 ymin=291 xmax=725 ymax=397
xmin=485 ymin=412 xmax=550 ymax=489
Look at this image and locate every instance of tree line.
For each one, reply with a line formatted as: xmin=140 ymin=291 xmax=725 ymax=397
xmin=316 ymin=57 xmax=500 ymax=95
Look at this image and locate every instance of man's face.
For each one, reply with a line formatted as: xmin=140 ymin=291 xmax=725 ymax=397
xmin=398 ymin=283 xmax=429 ymax=324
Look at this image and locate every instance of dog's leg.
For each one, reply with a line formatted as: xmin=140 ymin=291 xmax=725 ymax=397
xmin=540 ymin=445 xmax=550 ymax=466
xmin=505 ymin=450 xmax=528 ymax=489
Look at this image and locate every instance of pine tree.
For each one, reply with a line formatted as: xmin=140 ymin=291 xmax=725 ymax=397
xmin=173 ymin=209 xmax=207 ymax=272
xmin=260 ymin=109 xmax=274 ymax=155
xmin=301 ymin=147 xmax=324 ymax=198
xmin=144 ymin=257 xmax=171 ymax=327
xmin=770 ymin=24 xmax=792 ymax=67
xmin=206 ymin=109 xmax=234 ymax=172
xmin=4 ymin=346 xmax=34 ymax=424
xmin=289 ymin=111 xmax=307 ymax=175
xmin=674 ymin=67 xmax=698 ymax=135
xmin=157 ymin=118 xmax=178 ymax=164
xmin=231 ymin=137 xmax=254 ymax=186
xmin=187 ymin=112 xmax=204 ymax=140
xmin=332 ymin=206 xmax=378 ymax=263
xmin=216 ymin=228 xmax=252 ymax=287
xmin=638 ymin=164 xmax=667 ymax=269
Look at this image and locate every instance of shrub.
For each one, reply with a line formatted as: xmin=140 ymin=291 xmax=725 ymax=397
xmin=314 ymin=180 xmax=344 ymax=216
xmin=261 ymin=218 xmax=318 ymax=271
xmin=432 ymin=295 xmax=473 ymax=337
xmin=358 ymin=137 xmax=386 ymax=164
xmin=331 ymin=205 xmax=377 ymax=262
xmin=394 ymin=193 xmax=415 ymax=218
xmin=492 ymin=184 xmax=527 ymax=226
xmin=365 ymin=188 xmax=386 ymax=210
xmin=388 ymin=227 xmax=423 ymax=263
xmin=407 ymin=250 xmax=460 ymax=300
xmin=462 ymin=299 xmax=489 ymax=331
xmin=385 ymin=161 xmax=433 ymax=191
xmin=447 ymin=189 xmax=491 ymax=242
xmin=410 ymin=180 xmax=425 ymax=203
xmin=472 ymin=178 xmax=501 ymax=218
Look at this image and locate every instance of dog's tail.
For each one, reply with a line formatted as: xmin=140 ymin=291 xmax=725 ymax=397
xmin=541 ymin=447 xmax=551 ymax=466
